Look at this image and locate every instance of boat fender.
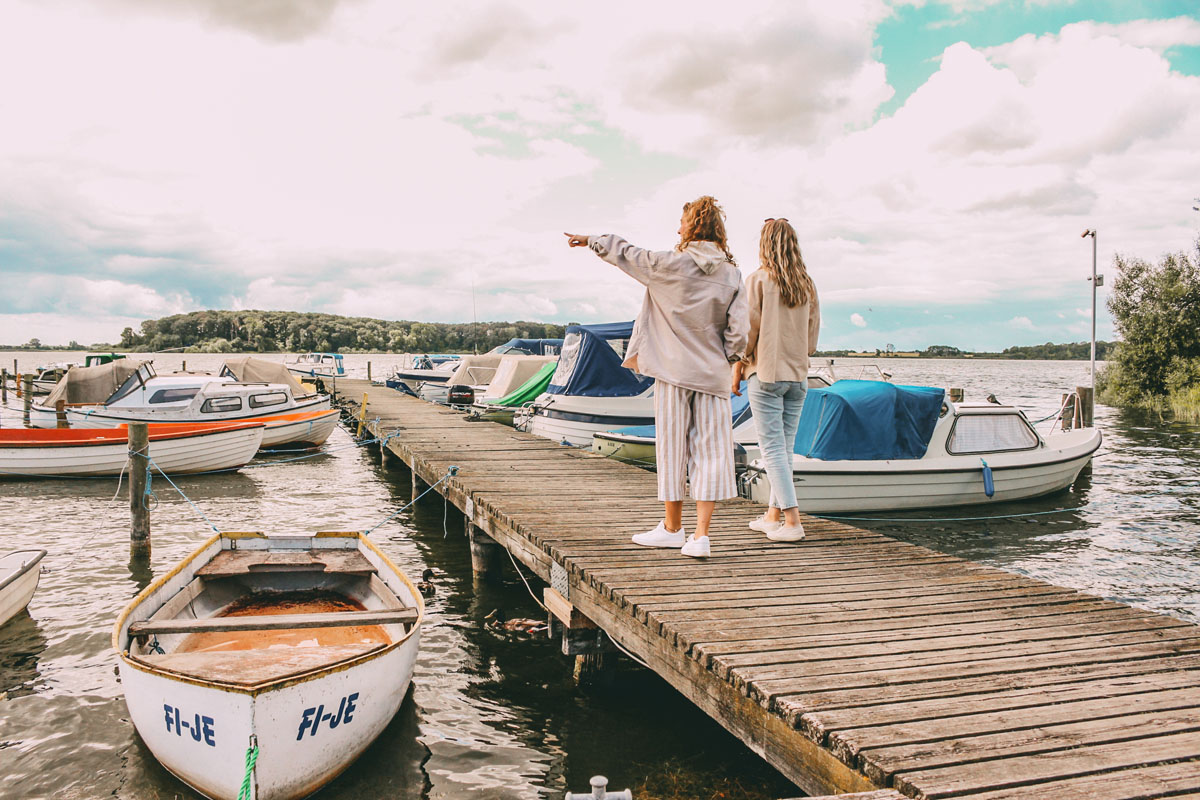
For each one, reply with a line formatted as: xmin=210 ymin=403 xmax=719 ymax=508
xmin=981 ymin=459 xmax=994 ymax=498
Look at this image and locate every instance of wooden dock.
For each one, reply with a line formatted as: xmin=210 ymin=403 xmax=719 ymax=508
xmin=335 ymin=379 xmax=1200 ymax=799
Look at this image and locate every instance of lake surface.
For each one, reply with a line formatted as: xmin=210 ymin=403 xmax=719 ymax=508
xmin=0 ymin=352 xmax=1196 ymax=799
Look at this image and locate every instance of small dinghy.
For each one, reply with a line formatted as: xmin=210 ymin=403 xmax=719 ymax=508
xmin=0 ymin=550 xmax=47 ymax=627
xmin=0 ymin=422 xmax=265 ymax=478
xmin=739 ymin=381 xmax=1102 ymax=513
xmin=113 ymin=531 xmax=422 ymax=800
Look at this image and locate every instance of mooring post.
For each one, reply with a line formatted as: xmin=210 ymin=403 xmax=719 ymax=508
xmin=1076 ymin=386 xmax=1094 ymax=428
xmin=22 ymin=376 xmax=33 ymax=425
xmin=367 ymin=361 xmax=372 ymax=381
xmin=128 ymin=422 xmax=151 ymax=555
xmin=55 ymin=400 xmax=68 ymax=429
xmin=1 ymin=368 xmax=7 ymax=404
xmin=949 ymin=387 xmax=964 ymax=403
xmin=181 ymin=360 xmax=186 ymax=372
xmin=468 ymin=524 xmax=502 ymax=579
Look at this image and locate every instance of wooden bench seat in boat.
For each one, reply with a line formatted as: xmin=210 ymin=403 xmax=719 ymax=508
xmin=195 ymin=549 xmax=376 ymax=577
xmin=129 ymin=608 xmax=418 ymax=636
xmin=133 ymin=643 xmax=387 ymax=686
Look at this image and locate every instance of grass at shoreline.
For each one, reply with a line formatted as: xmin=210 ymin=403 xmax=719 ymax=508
xmin=1099 ymin=385 xmax=1200 ymax=422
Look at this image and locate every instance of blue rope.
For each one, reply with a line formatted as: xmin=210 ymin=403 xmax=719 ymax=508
xmin=813 ymin=504 xmax=1090 ymax=523
xmin=363 ymin=465 xmax=458 ymax=535
xmin=143 ymin=455 xmax=221 ymax=533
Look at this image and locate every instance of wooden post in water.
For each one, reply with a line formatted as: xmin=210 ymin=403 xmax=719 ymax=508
xmin=468 ymin=524 xmax=502 ymax=580
xmin=367 ymin=361 xmax=372 ymax=381
xmin=181 ymin=360 xmax=187 ymax=372
xmin=55 ymin=400 xmax=68 ymax=428
xmin=1060 ymin=392 xmax=1076 ymax=431
xmin=949 ymin=388 xmax=964 ymax=403
xmin=1076 ymin=386 xmax=1093 ymax=428
xmin=22 ymin=376 xmax=33 ymax=426
xmin=128 ymin=422 xmax=151 ymax=555
xmin=1 ymin=369 xmax=7 ymax=404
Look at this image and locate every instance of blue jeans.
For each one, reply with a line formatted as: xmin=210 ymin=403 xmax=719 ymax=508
xmin=746 ymin=375 xmax=807 ymax=510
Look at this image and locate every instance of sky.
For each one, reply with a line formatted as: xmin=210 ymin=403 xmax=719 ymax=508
xmin=1 ymin=0 xmax=1198 ymax=352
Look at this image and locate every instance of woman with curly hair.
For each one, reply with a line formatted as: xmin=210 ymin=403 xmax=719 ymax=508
xmin=731 ymin=217 xmax=820 ymax=542
xmin=565 ymin=196 xmax=748 ymax=558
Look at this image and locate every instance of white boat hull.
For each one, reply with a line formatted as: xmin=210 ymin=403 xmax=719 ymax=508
xmin=742 ymin=428 xmax=1102 ymax=513
xmin=114 ymin=533 xmax=423 ymax=800
xmin=260 ymin=411 xmax=340 ymax=449
xmin=522 ymin=393 xmax=654 ymax=447
xmin=29 ymin=396 xmax=331 ymax=429
xmin=0 ymin=550 xmax=46 ymax=626
xmin=0 ymin=426 xmax=265 ymax=477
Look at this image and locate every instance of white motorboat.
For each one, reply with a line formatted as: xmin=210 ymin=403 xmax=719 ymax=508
xmin=439 ymin=353 xmax=557 ymax=407
xmin=257 ymin=409 xmax=341 ymax=450
xmin=517 ymin=322 xmax=654 ymax=446
xmin=0 ymin=422 xmax=266 ymax=478
xmin=739 ymin=381 xmax=1102 ymax=513
xmin=113 ymin=531 xmax=423 ymax=800
xmin=469 ymin=359 xmax=558 ymax=424
xmin=0 ymin=550 xmax=46 ymax=627
xmin=285 ymin=352 xmax=346 ymax=379
xmin=30 ymin=361 xmax=329 ymax=429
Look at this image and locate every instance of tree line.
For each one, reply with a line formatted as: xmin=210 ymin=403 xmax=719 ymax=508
xmin=116 ymin=311 xmax=567 ymax=354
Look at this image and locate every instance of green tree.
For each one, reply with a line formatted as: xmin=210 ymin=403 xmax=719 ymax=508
xmin=1101 ymin=239 xmax=1200 ymax=405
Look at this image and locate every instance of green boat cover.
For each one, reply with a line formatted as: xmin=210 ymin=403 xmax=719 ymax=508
xmin=485 ymin=361 xmax=557 ymax=407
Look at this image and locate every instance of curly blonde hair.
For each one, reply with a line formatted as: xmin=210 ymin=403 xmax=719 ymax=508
xmin=760 ymin=219 xmax=815 ymax=308
xmin=676 ymin=196 xmax=736 ymax=266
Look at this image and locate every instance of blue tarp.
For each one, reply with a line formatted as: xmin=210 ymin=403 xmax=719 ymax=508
xmin=547 ymin=321 xmax=652 ymax=398
xmin=495 ymin=338 xmax=564 ymax=355
xmin=793 ymin=380 xmax=945 ymax=460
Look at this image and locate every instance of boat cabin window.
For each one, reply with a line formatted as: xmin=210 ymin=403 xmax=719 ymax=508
xmin=148 ymin=388 xmax=200 ymax=404
xmin=947 ymin=413 xmax=1039 ymax=455
xmin=549 ymin=333 xmax=582 ymax=387
xmin=249 ymin=391 xmax=288 ymax=409
xmin=201 ymin=396 xmax=243 ymax=413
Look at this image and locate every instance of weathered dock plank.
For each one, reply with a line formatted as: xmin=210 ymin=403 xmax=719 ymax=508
xmin=336 ymin=380 xmax=1200 ymax=799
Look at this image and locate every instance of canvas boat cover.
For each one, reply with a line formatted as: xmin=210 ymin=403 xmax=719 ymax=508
xmin=485 ymin=361 xmax=558 ymax=407
xmin=547 ymin=321 xmax=653 ymax=398
xmin=221 ymin=357 xmax=307 ymax=394
xmin=479 ymin=355 xmax=557 ymax=401
xmin=793 ymin=380 xmax=945 ymax=460
xmin=44 ymin=360 xmax=146 ymax=406
xmin=492 ymin=338 xmax=563 ymax=356
xmin=446 ymin=355 xmax=506 ymax=387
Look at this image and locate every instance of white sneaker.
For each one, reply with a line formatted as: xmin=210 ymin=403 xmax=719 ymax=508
xmin=767 ymin=522 xmax=805 ymax=542
xmin=748 ymin=514 xmax=782 ymax=533
xmin=681 ymin=535 xmax=710 ymax=558
xmin=632 ymin=522 xmax=686 ymax=548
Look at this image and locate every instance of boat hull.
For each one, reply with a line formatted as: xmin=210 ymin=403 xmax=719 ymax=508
xmin=0 ymin=425 xmax=265 ymax=477
xmin=0 ymin=550 xmax=46 ymax=626
xmin=742 ymin=429 xmax=1102 ymax=513
xmin=591 ymin=431 xmax=657 ymax=464
xmin=523 ymin=394 xmax=654 ymax=447
xmin=260 ymin=409 xmax=340 ymax=449
xmin=29 ymin=395 xmax=331 ymax=429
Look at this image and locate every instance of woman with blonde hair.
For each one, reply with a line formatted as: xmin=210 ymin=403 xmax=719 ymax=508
xmin=565 ymin=196 xmax=748 ymax=558
xmin=732 ymin=218 xmax=820 ymax=541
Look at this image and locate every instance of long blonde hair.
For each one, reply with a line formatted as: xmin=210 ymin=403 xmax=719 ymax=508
xmin=676 ymin=196 xmax=737 ymax=266
xmin=760 ymin=219 xmax=814 ymax=308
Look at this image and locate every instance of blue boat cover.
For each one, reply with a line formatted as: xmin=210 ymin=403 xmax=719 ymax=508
xmin=547 ymin=322 xmax=652 ymax=398
xmin=793 ymin=380 xmax=945 ymax=460
xmin=496 ymin=338 xmax=564 ymax=355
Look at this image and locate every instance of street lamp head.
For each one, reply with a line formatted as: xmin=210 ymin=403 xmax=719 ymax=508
xmin=1081 ymin=229 xmax=1095 ymax=238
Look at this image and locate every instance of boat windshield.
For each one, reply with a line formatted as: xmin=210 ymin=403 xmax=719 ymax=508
xmin=947 ymin=413 xmax=1039 ymax=454
xmin=107 ymin=363 xmax=157 ymax=404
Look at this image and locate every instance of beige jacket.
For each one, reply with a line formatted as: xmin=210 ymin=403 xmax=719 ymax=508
xmin=588 ymin=235 xmax=749 ymax=397
xmin=742 ymin=268 xmax=820 ymax=383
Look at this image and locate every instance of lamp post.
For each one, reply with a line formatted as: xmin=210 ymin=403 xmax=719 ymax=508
xmin=1081 ymin=229 xmax=1098 ymax=390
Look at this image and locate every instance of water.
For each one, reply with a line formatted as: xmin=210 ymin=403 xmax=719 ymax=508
xmin=0 ymin=352 xmax=1197 ymax=799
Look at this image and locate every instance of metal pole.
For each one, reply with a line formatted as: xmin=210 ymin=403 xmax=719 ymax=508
xmin=1090 ymin=231 xmax=1097 ymax=390
xmin=129 ymin=422 xmax=151 ymax=554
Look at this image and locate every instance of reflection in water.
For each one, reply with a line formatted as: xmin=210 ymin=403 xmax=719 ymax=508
xmin=0 ymin=354 xmax=1197 ymax=798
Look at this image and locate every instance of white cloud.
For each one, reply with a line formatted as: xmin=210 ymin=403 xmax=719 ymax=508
xmin=850 ymin=312 xmax=868 ymax=327
xmin=1008 ymin=316 xmax=1034 ymax=330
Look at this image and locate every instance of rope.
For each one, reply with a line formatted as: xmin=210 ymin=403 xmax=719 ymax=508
xmin=503 ymin=546 xmax=549 ymax=613
xmin=813 ymin=504 xmax=1090 ymax=523
xmin=237 ymin=735 xmax=259 ymax=800
xmin=144 ymin=455 xmax=221 ymax=533
xmin=362 ymin=466 xmax=458 ymax=535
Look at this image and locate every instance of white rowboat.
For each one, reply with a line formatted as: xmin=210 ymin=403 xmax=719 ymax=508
xmin=0 ymin=550 xmax=46 ymax=627
xmin=113 ymin=531 xmax=423 ymax=800
xmin=0 ymin=423 xmax=266 ymax=478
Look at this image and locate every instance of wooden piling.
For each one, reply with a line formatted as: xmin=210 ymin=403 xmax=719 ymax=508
xmin=468 ymin=525 xmax=502 ymax=579
xmin=128 ymin=422 xmax=151 ymax=555
xmin=55 ymin=400 xmax=68 ymax=429
xmin=22 ymin=376 xmax=33 ymax=425
xmin=181 ymin=360 xmax=187 ymax=372
xmin=1076 ymin=386 xmax=1094 ymax=427
xmin=367 ymin=361 xmax=372 ymax=381
xmin=948 ymin=387 xmax=964 ymax=403
xmin=1 ymin=368 xmax=7 ymax=404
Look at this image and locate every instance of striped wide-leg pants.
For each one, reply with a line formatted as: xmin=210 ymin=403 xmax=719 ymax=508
xmin=654 ymin=379 xmax=735 ymax=502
